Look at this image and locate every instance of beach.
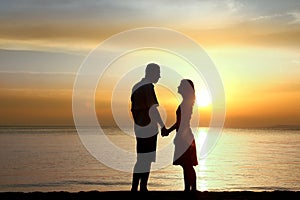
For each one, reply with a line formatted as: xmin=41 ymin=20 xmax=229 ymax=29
xmin=1 ymin=191 xmax=299 ymax=200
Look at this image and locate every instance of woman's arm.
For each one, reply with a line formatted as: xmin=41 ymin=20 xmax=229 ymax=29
xmin=161 ymin=122 xmax=177 ymax=137
xmin=168 ymin=121 xmax=178 ymax=134
xmin=165 ymin=113 xmax=180 ymax=136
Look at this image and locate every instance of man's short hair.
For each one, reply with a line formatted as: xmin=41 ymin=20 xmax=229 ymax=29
xmin=145 ymin=63 xmax=160 ymax=75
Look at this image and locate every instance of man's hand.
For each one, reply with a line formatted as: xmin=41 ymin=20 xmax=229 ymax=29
xmin=161 ymin=126 xmax=169 ymax=137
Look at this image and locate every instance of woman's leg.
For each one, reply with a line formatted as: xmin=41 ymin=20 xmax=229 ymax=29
xmin=182 ymin=165 xmax=190 ymax=191
xmin=190 ymin=166 xmax=197 ymax=191
xmin=182 ymin=165 xmax=197 ymax=191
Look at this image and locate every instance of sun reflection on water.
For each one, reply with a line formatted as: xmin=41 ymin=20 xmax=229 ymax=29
xmin=194 ymin=128 xmax=209 ymax=191
xmin=194 ymin=128 xmax=208 ymax=158
xmin=196 ymin=159 xmax=208 ymax=191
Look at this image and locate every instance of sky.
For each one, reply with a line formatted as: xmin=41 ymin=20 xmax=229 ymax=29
xmin=0 ymin=0 xmax=300 ymax=128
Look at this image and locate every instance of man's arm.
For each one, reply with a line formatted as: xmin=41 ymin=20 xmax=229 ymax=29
xmin=149 ymin=105 xmax=165 ymax=128
xmin=149 ymin=105 xmax=168 ymax=136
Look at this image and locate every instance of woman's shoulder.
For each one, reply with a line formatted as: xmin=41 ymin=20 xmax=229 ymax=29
xmin=176 ymin=105 xmax=181 ymax=112
xmin=180 ymin=102 xmax=193 ymax=110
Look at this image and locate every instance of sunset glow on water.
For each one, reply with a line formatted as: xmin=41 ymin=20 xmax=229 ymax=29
xmin=0 ymin=127 xmax=299 ymax=192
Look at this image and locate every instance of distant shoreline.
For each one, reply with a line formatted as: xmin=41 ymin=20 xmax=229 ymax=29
xmin=1 ymin=125 xmax=300 ymax=130
xmin=0 ymin=190 xmax=299 ymax=200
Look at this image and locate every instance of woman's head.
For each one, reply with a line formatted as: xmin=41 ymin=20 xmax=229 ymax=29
xmin=178 ymin=79 xmax=195 ymax=104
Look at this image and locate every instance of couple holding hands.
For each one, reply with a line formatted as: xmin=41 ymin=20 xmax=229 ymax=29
xmin=130 ymin=63 xmax=198 ymax=192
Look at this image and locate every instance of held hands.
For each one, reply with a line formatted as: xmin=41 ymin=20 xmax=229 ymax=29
xmin=161 ymin=126 xmax=169 ymax=137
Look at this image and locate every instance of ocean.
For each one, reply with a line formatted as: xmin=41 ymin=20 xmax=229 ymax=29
xmin=0 ymin=126 xmax=299 ymax=192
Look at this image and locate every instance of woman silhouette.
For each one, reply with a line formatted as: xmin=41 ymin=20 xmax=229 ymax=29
xmin=163 ymin=79 xmax=198 ymax=192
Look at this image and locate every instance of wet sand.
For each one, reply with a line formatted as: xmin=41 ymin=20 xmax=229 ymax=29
xmin=0 ymin=190 xmax=299 ymax=200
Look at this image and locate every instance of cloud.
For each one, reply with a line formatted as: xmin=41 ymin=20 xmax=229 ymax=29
xmin=288 ymin=11 xmax=300 ymax=24
xmin=291 ymin=60 xmax=300 ymax=64
xmin=251 ymin=10 xmax=300 ymax=24
xmin=260 ymin=82 xmax=300 ymax=94
xmin=251 ymin=13 xmax=286 ymax=21
xmin=1 ymin=1 xmax=300 ymax=50
xmin=225 ymin=0 xmax=245 ymax=12
xmin=0 ymin=71 xmax=75 ymax=90
xmin=0 ymin=49 xmax=84 ymax=72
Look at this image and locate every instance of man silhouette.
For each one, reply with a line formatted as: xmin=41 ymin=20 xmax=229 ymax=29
xmin=130 ymin=63 xmax=167 ymax=192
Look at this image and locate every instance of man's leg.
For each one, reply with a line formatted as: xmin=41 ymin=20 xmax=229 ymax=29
xmin=140 ymin=172 xmax=150 ymax=191
xmin=131 ymin=173 xmax=140 ymax=191
xmin=140 ymin=160 xmax=151 ymax=191
xmin=131 ymin=162 xmax=141 ymax=191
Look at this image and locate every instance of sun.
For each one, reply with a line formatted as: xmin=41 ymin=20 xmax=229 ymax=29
xmin=196 ymin=89 xmax=211 ymax=107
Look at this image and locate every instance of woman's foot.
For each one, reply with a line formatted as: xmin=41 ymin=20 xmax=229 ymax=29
xmin=191 ymin=186 xmax=197 ymax=192
xmin=140 ymin=187 xmax=149 ymax=192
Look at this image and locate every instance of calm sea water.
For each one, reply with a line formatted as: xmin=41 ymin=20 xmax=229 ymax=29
xmin=0 ymin=126 xmax=299 ymax=192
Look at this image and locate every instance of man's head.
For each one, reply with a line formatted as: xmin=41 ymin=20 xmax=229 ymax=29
xmin=145 ymin=63 xmax=161 ymax=83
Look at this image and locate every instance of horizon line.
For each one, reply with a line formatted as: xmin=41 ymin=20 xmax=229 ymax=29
xmin=1 ymin=124 xmax=300 ymax=130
